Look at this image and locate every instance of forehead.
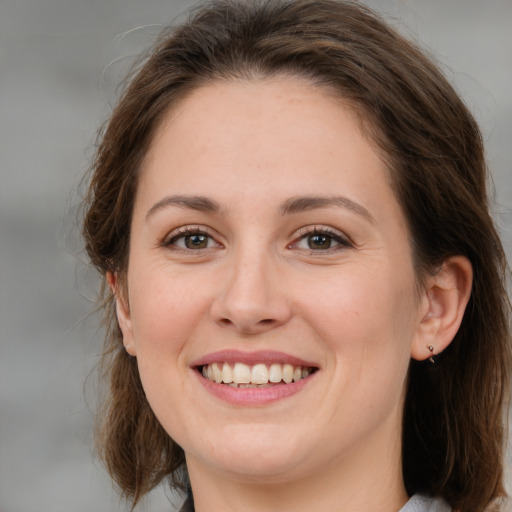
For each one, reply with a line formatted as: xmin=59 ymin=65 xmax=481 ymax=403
xmin=140 ymin=77 xmax=391 ymax=199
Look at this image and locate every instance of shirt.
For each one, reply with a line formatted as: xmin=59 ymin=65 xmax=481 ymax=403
xmin=177 ymin=492 xmax=512 ymax=511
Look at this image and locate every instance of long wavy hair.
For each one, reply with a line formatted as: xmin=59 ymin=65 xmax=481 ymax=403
xmin=81 ymin=1 xmax=511 ymax=510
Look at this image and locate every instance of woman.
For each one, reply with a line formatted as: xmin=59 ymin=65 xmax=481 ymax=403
xmin=82 ymin=1 xmax=512 ymax=511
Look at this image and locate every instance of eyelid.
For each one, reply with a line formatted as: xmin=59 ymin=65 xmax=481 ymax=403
xmin=162 ymin=225 xmax=223 ymax=250
xmin=289 ymin=225 xmax=353 ymax=252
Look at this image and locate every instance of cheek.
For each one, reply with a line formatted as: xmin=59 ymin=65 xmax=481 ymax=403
xmin=294 ymin=259 xmax=418 ymax=394
xmin=128 ymin=269 xmax=210 ymax=359
xmin=126 ymin=271 xmax=209 ymax=426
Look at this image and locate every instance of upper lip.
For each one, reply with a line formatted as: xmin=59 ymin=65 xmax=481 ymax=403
xmin=191 ymin=350 xmax=319 ymax=368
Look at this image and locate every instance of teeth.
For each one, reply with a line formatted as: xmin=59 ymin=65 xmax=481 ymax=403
xmin=269 ymin=363 xmax=282 ymax=383
xmin=212 ymin=363 xmax=223 ymax=383
xmin=233 ymin=363 xmax=251 ymax=384
xmin=222 ymin=362 xmax=233 ymax=383
xmin=251 ymin=364 xmax=269 ymax=385
xmin=201 ymin=362 xmax=314 ymax=386
xmin=282 ymin=364 xmax=294 ymax=383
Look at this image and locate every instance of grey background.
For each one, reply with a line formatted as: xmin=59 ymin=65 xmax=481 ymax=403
xmin=1 ymin=1 xmax=511 ymax=511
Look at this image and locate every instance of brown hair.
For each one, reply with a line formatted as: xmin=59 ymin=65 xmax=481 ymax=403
xmin=82 ymin=1 xmax=511 ymax=510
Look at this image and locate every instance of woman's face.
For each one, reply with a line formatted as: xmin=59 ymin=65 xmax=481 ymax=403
xmin=118 ymin=78 xmax=429 ymax=484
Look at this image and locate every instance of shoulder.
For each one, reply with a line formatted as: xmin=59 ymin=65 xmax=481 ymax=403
xmin=401 ymin=495 xmax=512 ymax=512
xmin=483 ymin=497 xmax=512 ymax=512
xmin=178 ymin=492 xmax=194 ymax=512
xmin=401 ymin=495 xmax=451 ymax=512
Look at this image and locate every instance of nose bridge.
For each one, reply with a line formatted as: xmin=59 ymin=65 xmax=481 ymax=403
xmin=211 ymin=239 xmax=290 ymax=333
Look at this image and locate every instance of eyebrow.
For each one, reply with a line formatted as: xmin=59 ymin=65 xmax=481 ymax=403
xmin=146 ymin=193 xmax=374 ymax=223
xmin=146 ymin=195 xmax=222 ymax=219
xmin=280 ymin=195 xmax=374 ymax=223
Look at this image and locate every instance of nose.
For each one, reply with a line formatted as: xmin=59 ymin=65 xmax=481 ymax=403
xmin=210 ymin=248 xmax=292 ymax=335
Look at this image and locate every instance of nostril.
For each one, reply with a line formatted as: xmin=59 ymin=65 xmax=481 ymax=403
xmin=216 ymin=316 xmax=276 ymax=333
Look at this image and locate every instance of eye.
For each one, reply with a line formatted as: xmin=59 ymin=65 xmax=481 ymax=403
xmin=163 ymin=227 xmax=221 ymax=251
xmin=291 ymin=227 xmax=351 ymax=252
xmin=305 ymin=233 xmax=335 ymax=250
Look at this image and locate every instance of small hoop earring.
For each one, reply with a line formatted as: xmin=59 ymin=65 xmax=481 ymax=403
xmin=427 ymin=345 xmax=435 ymax=365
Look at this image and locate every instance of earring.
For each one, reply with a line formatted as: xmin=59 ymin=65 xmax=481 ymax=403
xmin=427 ymin=345 xmax=435 ymax=364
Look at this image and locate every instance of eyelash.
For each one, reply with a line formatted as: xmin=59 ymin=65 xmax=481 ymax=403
xmin=291 ymin=226 xmax=352 ymax=253
xmin=162 ymin=226 xmax=222 ymax=252
xmin=162 ymin=225 xmax=352 ymax=254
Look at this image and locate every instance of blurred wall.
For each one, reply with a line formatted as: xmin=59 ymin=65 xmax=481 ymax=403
xmin=1 ymin=1 xmax=511 ymax=511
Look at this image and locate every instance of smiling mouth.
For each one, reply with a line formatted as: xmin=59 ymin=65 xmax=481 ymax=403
xmin=198 ymin=362 xmax=317 ymax=388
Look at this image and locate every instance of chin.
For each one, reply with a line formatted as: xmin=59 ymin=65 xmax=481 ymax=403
xmin=187 ymin=423 xmax=312 ymax=482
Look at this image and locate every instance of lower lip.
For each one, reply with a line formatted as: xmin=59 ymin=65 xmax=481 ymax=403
xmin=195 ymin=371 xmax=316 ymax=406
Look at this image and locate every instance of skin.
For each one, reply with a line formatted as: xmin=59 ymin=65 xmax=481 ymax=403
xmin=114 ymin=77 xmax=472 ymax=512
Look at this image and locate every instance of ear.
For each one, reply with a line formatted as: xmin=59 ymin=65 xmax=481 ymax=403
xmin=411 ymin=256 xmax=473 ymax=361
xmin=107 ymin=272 xmax=137 ymax=356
